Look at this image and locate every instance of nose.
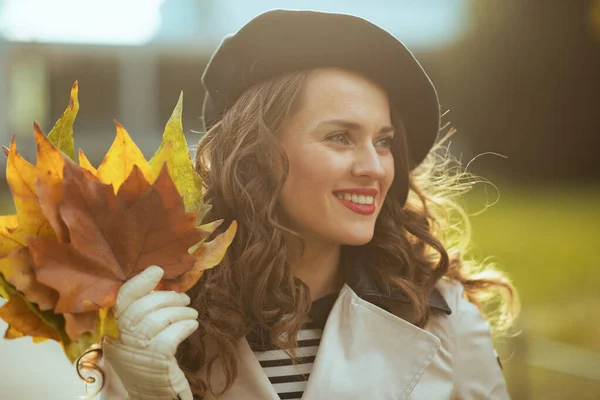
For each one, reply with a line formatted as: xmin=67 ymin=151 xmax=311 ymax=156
xmin=351 ymin=143 xmax=387 ymax=180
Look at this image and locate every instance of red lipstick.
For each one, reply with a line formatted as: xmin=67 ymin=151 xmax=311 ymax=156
xmin=333 ymin=188 xmax=378 ymax=216
xmin=333 ymin=188 xmax=379 ymax=196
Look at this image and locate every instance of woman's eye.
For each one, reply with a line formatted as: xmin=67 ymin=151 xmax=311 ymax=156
xmin=326 ymin=131 xmax=352 ymax=145
xmin=376 ymin=136 xmax=394 ymax=149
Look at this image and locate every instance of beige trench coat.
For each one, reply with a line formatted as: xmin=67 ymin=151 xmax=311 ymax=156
xmin=103 ymin=279 xmax=510 ymax=399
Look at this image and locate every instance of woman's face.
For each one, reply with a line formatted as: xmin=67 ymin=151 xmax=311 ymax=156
xmin=279 ymin=68 xmax=395 ymax=246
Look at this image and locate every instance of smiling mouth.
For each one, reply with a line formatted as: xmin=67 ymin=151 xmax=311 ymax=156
xmin=333 ymin=192 xmax=376 ymax=215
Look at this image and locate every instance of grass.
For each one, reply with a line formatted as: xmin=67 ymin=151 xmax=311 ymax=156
xmin=464 ymin=181 xmax=600 ymax=339
xmin=463 ymin=180 xmax=600 ymax=398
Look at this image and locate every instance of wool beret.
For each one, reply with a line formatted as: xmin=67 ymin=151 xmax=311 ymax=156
xmin=202 ymin=9 xmax=441 ymax=169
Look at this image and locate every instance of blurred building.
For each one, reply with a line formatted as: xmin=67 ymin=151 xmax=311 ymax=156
xmin=0 ymin=0 xmax=470 ymax=168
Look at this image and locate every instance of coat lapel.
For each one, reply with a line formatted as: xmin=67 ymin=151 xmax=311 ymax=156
xmin=301 ymin=284 xmax=442 ymax=400
xmin=215 ymin=284 xmax=446 ymax=399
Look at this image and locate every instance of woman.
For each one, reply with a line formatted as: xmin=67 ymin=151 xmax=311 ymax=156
xmin=102 ymin=9 xmax=518 ymax=400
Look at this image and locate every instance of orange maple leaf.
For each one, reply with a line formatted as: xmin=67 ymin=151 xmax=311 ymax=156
xmin=26 ymin=155 xmax=212 ymax=339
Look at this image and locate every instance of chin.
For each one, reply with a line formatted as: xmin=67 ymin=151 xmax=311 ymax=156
xmin=335 ymin=227 xmax=375 ymax=246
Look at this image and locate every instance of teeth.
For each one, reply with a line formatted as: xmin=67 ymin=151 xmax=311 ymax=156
xmin=335 ymin=193 xmax=375 ymax=205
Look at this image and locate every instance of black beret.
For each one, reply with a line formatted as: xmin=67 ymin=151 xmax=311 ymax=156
xmin=202 ymin=9 xmax=440 ymax=169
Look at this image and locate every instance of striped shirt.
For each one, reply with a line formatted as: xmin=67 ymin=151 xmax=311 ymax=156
xmin=247 ymin=293 xmax=338 ymax=399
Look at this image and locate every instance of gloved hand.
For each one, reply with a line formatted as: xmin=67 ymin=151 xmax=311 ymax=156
xmin=103 ymin=265 xmax=199 ymax=400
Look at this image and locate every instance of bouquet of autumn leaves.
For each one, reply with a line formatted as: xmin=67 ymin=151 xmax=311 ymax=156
xmin=0 ymin=82 xmax=237 ymax=364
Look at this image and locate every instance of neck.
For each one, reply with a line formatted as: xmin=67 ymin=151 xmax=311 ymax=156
xmin=289 ymin=238 xmax=344 ymax=302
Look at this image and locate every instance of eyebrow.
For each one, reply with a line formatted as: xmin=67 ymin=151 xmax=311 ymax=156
xmin=317 ymin=119 xmax=395 ymax=135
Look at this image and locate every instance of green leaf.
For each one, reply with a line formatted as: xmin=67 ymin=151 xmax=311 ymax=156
xmin=149 ymin=92 xmax=204 ymax=212
xmin=0 ymin=272 xmax=15 ymax=299
xmin=47 ymin=81 xmax=79 ymax=160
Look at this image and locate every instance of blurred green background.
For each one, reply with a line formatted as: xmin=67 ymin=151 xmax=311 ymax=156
xmin=466 ymin=181 xmax=600 ymax=399
xmin=0 ymin=0 xmax=599 ymax=399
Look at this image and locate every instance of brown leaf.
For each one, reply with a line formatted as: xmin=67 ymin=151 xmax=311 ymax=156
xmin=0 ymin=247 xmax=58 ymax=310
xmin=64 ymin=311 xmax=98 ymax=341
xmin=35 ymin=124 xmax=70 ymax=243
xmin=29 ymin=156 xmax=209 ymax=318
xmin=115 ymin=162 xmax=151 ymax=208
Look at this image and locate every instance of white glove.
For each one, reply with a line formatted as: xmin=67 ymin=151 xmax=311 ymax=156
xmin=103 ymin=265 xmax=199 ymax=400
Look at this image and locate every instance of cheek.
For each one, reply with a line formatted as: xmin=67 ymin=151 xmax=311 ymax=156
xmin=281 ymin=146 xmax=338 ymax=204
xmin=380 ymin=156 xmax=395 ymax=201
xmin=279 ymin=144 xmax=343 ymax=229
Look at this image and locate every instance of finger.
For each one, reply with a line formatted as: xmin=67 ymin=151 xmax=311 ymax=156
xmin=151 ymin=319 xmax=199 ymax=356
xmin=114 ymin=265 xmax=164 ymax=319
xmin=169 ymin=358 xmax=193 ymax=400
xmin=118 ymin=291 xmax=191 ymax=332
xmin=135 ymin=306 xmax=199 ymax=342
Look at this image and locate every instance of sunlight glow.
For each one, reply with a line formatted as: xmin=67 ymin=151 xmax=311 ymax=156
xmin=0 ymin=0 xmax=167 ymax=45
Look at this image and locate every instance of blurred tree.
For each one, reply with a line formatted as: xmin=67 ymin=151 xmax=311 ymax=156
xmin=421 ymin=0 xmax=600 ymax=180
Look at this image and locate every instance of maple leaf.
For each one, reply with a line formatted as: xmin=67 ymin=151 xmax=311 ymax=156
xmin=46 ymin=81 xmax=79 ymax=161
xmin=0 ymin=215 xmax=21 ymax=257
xmin=5 ymin=137 xmax=54 ymax=245
xmin=0 ymin=295 xmax=61 ymax=342
xmin=149 ymin=92 xmax=204 ymax=212
xmin=97 ymin=121 xmax=154 ymax=193
xmin=29 ymin=155 xmax=210 ymax=318
xmin=160 ymin=219 xmax=237 ymax=292
xmin=0 ymin=82 xmax=237 ymax=364
xmin=0 ymin=247 xmax=58 ymax=310
xmin=77 ymin=149 xmax=97 ymax=176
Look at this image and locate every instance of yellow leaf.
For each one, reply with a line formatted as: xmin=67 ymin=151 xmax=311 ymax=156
xmin=61 ymin=331 xmax=97 ymax=363
xmin=35 ymin=123 xmax=64 ymax=181
xmin=187 ymin=219 xmax=223 ymax=254
xmin=149 ymin=92 xmax=204 ymax=212
xmin=4 ymin=326 xmax=24 ymax=339
xmin=97 ymin=121 xmax=153 ymax=193
xmin=0 ymin=295 xmax=61 ymax=342
xmin=98 ymin=307 xmax=119 ymax=339
xmin=162 ymin=221 xmax=237 ymax=293
xmin=0 ymin=275 xmax=65 ymax=344
xmin=196 ymin=219 xmax=222 ymax=235
xmin=149 ymin=141 xmax=173 ymax=179
xmin=78 ymin=149 xmax=97 ymax=176
xmin=60 ymin=308 xmax=118 ymax=363
xmin=47 ymin=81 xmax=79 ymax=160
xmin=4 ymin=324 xmax=49 ymax=343
xmin=5 ymin=137 xmax=53 ymax=244
xmin=193 ymin=221 xmax=237 ymax=270
xmin=0 ymin=215 xmax=21 ymax=257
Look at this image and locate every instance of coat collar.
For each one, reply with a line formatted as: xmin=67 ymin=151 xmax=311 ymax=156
xmin=248 ymin=260 xmax=452 ymax=349
xmin=212 ymin=284 xmax=446 ymax=400
xmin=342 ymin=256 xmax=452 ymax=315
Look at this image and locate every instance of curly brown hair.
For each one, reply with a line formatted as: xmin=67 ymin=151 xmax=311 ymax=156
xmin=177 ymin=69 xmax=519 ymax=398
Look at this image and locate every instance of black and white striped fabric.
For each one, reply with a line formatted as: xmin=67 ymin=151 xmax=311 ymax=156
xmin=248 ymin=293 xmax=338 ymax=399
